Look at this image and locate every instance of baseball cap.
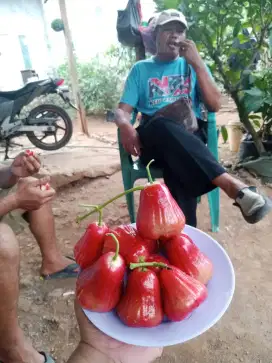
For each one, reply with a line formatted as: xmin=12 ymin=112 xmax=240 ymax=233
xmin=155 ymin=9 xmax=188 ymax=29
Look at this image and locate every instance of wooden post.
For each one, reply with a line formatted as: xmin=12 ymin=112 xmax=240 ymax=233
xmin=40 ymin=0 xmax=57 ymax=78
xmin=58 ymin=0 xmax=89 ymax=136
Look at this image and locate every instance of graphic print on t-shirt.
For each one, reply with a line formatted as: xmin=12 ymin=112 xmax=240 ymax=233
xmin=148 ymin=74 xmax=190 ymax=107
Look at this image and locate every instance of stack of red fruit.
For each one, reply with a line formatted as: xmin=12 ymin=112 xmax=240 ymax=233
xmin=74 ymin=161 xmax=213 ymax=327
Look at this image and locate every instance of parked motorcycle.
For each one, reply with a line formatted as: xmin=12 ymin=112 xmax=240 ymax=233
xmin=0 ymin=78 xmax=77 ymax=159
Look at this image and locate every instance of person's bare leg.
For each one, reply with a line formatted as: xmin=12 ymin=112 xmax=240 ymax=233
xmin=212 ymin=172 xmax=247 ymax=199
xmin=27 ymin=202 xmax=75 ymax=276
xmin=212 ymin=172 xmax=269 ymax=221
xmin=67 ymin=344 xmax=110 ymax=363
xmin=0 ymin=223 xmax=44 ymax=363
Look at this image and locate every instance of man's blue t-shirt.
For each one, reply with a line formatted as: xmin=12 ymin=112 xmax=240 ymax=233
xmin=120 ymin=57 xmax=213 ymax=120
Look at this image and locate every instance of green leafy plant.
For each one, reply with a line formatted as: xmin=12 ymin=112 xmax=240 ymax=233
xmin=153 ymin=0 xmax=272 ymax=155
xmin=220 ymin=125 xmax=229 ymax=143
xmin=244 ymin=68 xmax=272 ymax=141
xmin=58 ymin=45 xmax=135 ymax=115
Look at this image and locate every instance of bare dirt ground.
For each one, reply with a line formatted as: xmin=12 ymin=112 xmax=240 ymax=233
xmin=15 ymin=99 xmax=272 ymax=363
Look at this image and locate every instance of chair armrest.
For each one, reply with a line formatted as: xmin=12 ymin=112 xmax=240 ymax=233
xmin=207 ymin=112 xmax=219 ymax=161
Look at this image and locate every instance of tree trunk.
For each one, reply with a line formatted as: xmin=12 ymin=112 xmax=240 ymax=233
xmin=230 ymin=91 xmax=266 ymax=155
xmin=58 ymin=0 xmax=89 ymax=136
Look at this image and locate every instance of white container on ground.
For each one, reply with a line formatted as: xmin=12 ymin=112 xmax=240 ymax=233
xmin=227 ymin=121 xmax=243 ymax=152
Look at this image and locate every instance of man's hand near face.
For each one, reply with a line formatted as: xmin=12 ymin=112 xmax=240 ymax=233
xmin=179 ymin=40 xmax=205 ymax=70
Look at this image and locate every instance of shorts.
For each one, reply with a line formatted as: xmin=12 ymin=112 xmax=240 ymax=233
xmin=0 ymin=186 xmax=28 ymax=235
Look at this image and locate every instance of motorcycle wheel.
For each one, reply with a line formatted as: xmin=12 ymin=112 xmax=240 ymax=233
xmin=26 ymin=104 xmax=73 ymax=151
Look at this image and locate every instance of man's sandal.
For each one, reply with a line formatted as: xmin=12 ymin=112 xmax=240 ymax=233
xmin=40 ymin=262 xmax=79 ymax=280
xmin=40 ymin=351 xmax=56 ymax=363
xmin=234 ymin=186 xmax=272 ymax=224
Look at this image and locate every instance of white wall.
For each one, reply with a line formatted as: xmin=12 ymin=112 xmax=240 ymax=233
xmin=0 ymin=0 xmax=156 ymax=90
xmin=0 ymin=0 xmax=50 ymax=90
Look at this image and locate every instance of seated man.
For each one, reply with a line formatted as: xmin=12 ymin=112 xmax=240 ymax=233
xmin=0 ymin=151 xmax=78 ymax=363
xmin=114 ymin=9 xmax=272 ymax=227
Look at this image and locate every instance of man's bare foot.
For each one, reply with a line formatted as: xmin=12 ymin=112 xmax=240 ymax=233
xmin=40 ymin=255 xmax=77 ymax=276
xmin=0 ymin=329 xmax=45 ymax=363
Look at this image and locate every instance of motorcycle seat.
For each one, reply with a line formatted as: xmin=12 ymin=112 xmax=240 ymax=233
xmin=0 ymin=81 xmax=42 ymax=100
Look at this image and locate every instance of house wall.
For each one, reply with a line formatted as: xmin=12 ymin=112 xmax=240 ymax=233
xmin=0 ymin=0 xmax=155 ymax=90
xmin=0 ymin=0 xmax=50 ymax=90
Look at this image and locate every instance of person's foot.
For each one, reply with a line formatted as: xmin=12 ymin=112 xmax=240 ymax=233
xmin=40 ymin=255 xmax=78 ymax=277
xmin=0 ymin=329 xmax=45 ymax=363
xmin=235 ymin=186 xmax=272 ymax=224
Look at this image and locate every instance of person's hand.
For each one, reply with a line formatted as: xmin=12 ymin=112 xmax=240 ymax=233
xmin=70 ymin=299 xmax=162 ymax=363
xmin=119 ymin=123 xmax=142 ymax=157
xmin=179 ymin=40 xmax=204 ymax=70
xmin=11 ymin=151 xmax=41 ymax=178
xmin=14 ymin=177 xmax=55 ymax=211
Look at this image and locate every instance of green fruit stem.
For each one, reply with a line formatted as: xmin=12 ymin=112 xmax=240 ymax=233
xmin=76 ymin=186 xmax=144 ymax=223
xmin=79 ymin=204 xmax=103 ymax=226
xmin=130 ymin=262 xmax=170 ymax=270
xmin=106 ymin=233 xmax=120 ymax=261
xmin=146 ymin=159 xmax=155 ymax=184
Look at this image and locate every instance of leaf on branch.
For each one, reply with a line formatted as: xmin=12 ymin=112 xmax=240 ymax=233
xmin=251 ymin=119 xmax=261 ymax=129
xmin=233 ymin=21 xmax=242 ymax=37
xmin=244 ymin=94 xmax=264 ymax=113
xmin=248 ymin=114 xmax=262 ymax=120
xmin=162 ymin=0 xmax=181 ymax=10
xmin=244 ymin=88 xmax=264 ymax=97
xmin=265 ymin=96 xmax=272 ymax=106
xmin=237 ymin=33 xmax=250 ymax=44
xmin=253 ymin=119 xmax=261 ymax=128
xmin=221 ymin=125 xmax=228 ymax=143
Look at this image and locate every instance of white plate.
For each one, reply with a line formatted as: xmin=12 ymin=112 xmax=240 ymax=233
xmin=83 ymin=225 xmax=235 ymax=347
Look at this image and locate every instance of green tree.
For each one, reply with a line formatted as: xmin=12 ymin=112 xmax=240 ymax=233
xmin=154 ymin=0 xmax=272 ymax=154
xmin=243 ymin=68 xmax=272 ymax=140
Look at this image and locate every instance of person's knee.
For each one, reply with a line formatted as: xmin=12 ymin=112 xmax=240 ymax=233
xmin=0 ymin=223 xmax=19 ymax=262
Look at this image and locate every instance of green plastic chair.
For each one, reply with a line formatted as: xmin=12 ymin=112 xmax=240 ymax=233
xmin=118 ymin=111 xmax=220 ymax=232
